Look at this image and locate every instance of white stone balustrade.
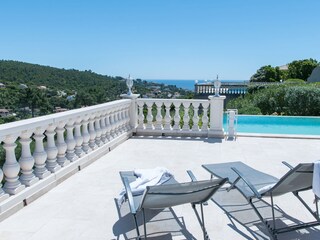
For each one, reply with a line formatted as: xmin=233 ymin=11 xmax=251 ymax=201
xmin=136 ymin=96 xmax=225 ymax=137
xmin=0 ymin=95 xmax=225 ymax=219
xmin=0 ymin=99 xmax=132 ymax=203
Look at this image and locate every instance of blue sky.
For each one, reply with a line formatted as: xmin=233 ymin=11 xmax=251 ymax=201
xmin=1 ymin=0 xmax=319 ymax=80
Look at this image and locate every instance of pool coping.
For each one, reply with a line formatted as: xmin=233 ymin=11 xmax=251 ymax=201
xmin=237 ymin=132 xmax=320 ymax=140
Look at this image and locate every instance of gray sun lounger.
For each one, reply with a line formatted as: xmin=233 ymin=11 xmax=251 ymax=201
xmin=119 ymin=171 xmax=227 ymax=240
xmin=202 ymin=161 xmax=320 ymax=240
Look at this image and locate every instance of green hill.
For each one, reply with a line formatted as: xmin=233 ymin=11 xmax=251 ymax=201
xmin=0 ymin=60 xmax=192 ymax=124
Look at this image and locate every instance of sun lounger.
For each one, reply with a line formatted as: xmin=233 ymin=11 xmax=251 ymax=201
xmin=202 ymin=161 xmax=320 ymax=240
xmin=119 ymin=170 xmax=227 ymax=239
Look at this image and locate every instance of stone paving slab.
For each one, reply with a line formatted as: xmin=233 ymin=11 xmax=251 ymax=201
xmin=0 ymin=136 xmax=320 ymax=240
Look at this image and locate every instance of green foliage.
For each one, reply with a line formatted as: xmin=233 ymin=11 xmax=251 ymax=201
xmin=250 ymin=65 xmax=283 ymax=82
xmin=227 ymin=84 xmax=320 ymax=116
xmin=287 ymin=59 xmax=318 ymax=81
xmin=284 ymin=86 xmax=320 ymax=116
xmin=283 ymin=79 xmax=306 ymax=85
xmin=227 ymin=96 xmax=262 ymax=115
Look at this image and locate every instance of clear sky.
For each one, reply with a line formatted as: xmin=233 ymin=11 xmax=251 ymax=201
xmin=1 ymin=0 xmax=320 ymax=80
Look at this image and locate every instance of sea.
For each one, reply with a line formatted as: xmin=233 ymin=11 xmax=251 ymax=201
xmin=144 ymin=79 xmax=249 ymax=91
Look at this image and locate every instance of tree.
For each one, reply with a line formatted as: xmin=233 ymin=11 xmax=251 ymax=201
xmin=287 ymin=59 xmax=319 ymax=81
xmin=250 ymin=65 xmax=283 ymax=82
xmin=19 ymin=88 xmax=49 ymax=117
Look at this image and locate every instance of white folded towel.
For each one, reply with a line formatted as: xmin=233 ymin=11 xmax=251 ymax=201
xmin=313 ymin=161 xmax=320 ymax=198
xmin=117 ymin=167 xmax=173 ymax=205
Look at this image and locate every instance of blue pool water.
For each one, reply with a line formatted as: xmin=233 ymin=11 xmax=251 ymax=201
xmin=223 ymin=115 xmax=320 ymax=136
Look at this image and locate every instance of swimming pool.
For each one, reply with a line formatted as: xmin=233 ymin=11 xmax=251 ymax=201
xmin=223 ymin=114 xmax=320 ymax=136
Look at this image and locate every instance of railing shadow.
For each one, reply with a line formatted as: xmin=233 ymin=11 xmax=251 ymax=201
xmin=112 ymin=199 xmax=196 ymax=239
xmin=211 ymin=187 xmax=320 ymax=240
xmin=132 ymin=135 xmax=223 ymax=144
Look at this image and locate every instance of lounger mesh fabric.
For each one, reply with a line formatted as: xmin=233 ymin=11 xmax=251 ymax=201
xmin=141 ymin=180 xmax=223 ymax=209
xmin=119 ymin=170 xmax=227 ymax=239
xmin=202 ymin=161 xmax=279 ymax=198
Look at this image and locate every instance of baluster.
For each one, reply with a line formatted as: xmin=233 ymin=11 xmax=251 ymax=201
xmin=173 ymin=102 xmax=181 ymax=130
xmin=145 ymin=102 xmax=153 ymax=130
xmin=45 ymin=124 xmax=61 ymax=172
xmin=118 ymin=107 xmax=124 ymax=134
xmin=95 ymin=114 xmax=102 ymax=146
xmin=125 ymin=105 xmax=131 ymax=130
xmin=109 ymin=109 xmax=115 ymax=140
xmin=0 ymin=137 xmax=9 ymax=201
xmin=65 ymin=119 xmax=78 ymax=162
xmin=2 ymin=134 xmax=25 ymax=194
xmin=182 ymin=102 xmax=191 ymax=130
xmin=89 ymin=115 xmax=97 ymax=150
xmin=113 ymin=109 xmax=120 ymax=136
xmin=155 ymin=102 xmax=163 ymax=130
xmin=164 ymin=102 xmax=172 ymax=130
xmin=19 ymin=130 xmax=39 ymax=186
xmin=74 ymin=117 xmax=84 ymax=158
xmin=201 ymin=102 xmax=209 ymax=131
xmin=115 ymin=109 xmax=121 ymax=135
xmin=33 ymin=127 xmax=50 ymax=179
xmin=56 ymin=122 xmax=69 ymax=167
xmin=137 ymin=102 xmax=145 ymax=129
xmin=121 ymin=107 xmax=128 ymax=132
xmin=100 ymin=112 xmax=107 ymax=143
xmin=81 ymin=115 xmax=91 ymax=153
xmin=117 ymin=108 xmax=123 ymax=134
xmin=192 ymin=102 xmax=200 ymax=131
xmin=105 ymin=111 xmax=112 ymax=141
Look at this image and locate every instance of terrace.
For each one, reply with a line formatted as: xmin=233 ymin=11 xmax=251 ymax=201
xmin=0 ymin=93 xmax=319 ymax=239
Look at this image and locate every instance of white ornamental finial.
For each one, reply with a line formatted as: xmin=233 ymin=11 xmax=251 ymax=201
xmin=126 ymin=74 xmax=133 ymax=95
xmin=214 ymin=74 xmax=221 ymax=97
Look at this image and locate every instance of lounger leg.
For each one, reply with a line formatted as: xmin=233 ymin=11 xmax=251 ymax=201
xmin=192 ymin=203 xmax=210 ymax=240
xmin=294 ymin=192 xmax=320 ymax=220
xmin=133 ymin=213 xmax=141 ymax=239
xmin=249 ymin=199 xmax=276 ymax=240
xmin=315 ymin=196 xmax=319 ymax=219
xmin=142 ymin=209 xmax=147 ymax=239
xmin=270 ymin=193 xmax=276 ymax=232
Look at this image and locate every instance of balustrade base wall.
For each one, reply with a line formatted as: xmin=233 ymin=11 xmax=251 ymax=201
xmin=0 ymin=130 xmax=132 ymax=222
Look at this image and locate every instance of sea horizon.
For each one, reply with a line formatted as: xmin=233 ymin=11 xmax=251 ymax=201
xmin=144 ymin=79 xmax=249 ymax=91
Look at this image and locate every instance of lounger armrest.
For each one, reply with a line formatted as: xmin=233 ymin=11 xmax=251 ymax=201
xmin=231 ymin=167 xmax=262 ymax=199
xmin=122 ymin=177 xmax=137 ymax=214
xmin=187 ymin=170 xmax=197 ymax=182
xmin=282 ymin=161 xmax=294 ymax=169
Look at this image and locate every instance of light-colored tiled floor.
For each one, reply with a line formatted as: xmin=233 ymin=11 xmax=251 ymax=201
xmin=0 ymin=136 xmax=320 ymax=240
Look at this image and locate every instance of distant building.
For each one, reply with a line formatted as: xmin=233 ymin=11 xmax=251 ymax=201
xmin=57 ymin=90 xmax=67 ymax=97
xmin=67 ymin=95 xmax=76 ymax=101
xmin=307 ymin=66 xmax=320 ymax=83
xmin=0 ymin=83 xmax=5 ymax=88
xmin=278 ymin=65 xmax=289 ymax=71
xmin=19 ymin=84 xmax=28 ymax=89
xmin=0 ymin=109 xmax=10 ymax=117
xmin=38 ymin=85 xmax=47 ymax=90
xmin=54 ymin=107 xmax=68 ymax=113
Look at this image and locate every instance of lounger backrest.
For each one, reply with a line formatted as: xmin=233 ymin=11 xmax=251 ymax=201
xmin=140 ymin=178 xmax=227 ymax=210
xmin=266 ymin=163 xmax=314 ymax=196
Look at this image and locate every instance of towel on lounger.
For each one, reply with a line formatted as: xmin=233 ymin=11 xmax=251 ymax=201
xmin=118 ymin=167 xmax=173 ymax=205
xmin=313 ymin=161 xmax=320 ymax=198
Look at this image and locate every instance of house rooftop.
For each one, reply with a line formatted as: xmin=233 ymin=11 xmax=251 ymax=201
xmin=0 ymin=136 xmax=319 ymax=240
